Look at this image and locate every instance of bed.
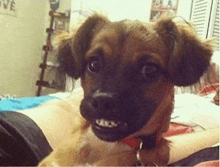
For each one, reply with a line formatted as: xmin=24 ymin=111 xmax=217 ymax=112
xmin=0 ymin=84 xmax=219 ymax=166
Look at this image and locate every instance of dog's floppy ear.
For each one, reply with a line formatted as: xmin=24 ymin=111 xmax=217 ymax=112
xmin=154 ymin=16 xmax=214 ymax=86
xmin=56 ymin=32 xmax=76 ymax=78
xmin=57 ymin=14 xmax=109 ymax=79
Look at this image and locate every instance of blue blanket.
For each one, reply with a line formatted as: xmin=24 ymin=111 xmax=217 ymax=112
xmin=0 ymin=96 xmax=57 ymax=111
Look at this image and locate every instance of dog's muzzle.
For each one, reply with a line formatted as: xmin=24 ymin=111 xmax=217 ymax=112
xmin=80 ymin=91 xmax=136 ymax=141
xmin=80 ymin=89 xmax=155 ymax=142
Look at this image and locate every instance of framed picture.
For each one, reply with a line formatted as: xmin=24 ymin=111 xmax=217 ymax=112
xmin=150 ymin=0 xmax=179 ymax=21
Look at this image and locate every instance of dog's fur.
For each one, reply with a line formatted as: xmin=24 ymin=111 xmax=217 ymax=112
xmin=39 ymin=14 xmax=214 ymax=166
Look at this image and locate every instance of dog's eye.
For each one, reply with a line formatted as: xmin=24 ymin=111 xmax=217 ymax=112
xmin=141 ymin=63 xmax=159 ymax=79
xmin=87 ymin=58 xmax=102 ymax=73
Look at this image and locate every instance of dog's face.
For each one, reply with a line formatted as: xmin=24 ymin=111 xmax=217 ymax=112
xmin=58 ymin=14 xmax=213 ymax=142
xmin=79 ymin=21 xmax=173 ymax=141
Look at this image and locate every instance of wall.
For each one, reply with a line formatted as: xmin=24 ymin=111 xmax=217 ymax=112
xmin=70 ymin=0 xmax=152 ymax=28
xmin=0 ymin=0 xmax=72 ymax=97
xmin=71 ymin=0 xmax=192 ymax=27
xmin=0 ymin=1 xmax=47 ymax=97
xmin=177 ymin=0 xmax=192 ymax=20
xmin=58 ymin=0 xmax=71 ymax=13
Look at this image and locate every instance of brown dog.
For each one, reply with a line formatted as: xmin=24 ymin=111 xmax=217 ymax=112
xmin=39 ymin=14 xmax=214 ymax=166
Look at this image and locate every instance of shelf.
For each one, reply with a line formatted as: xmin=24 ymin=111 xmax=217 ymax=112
xmin=39 ymin=62 xmax=59 ymax=70
xmin=36 ymin=81 xmax=64 ymax=90
xmin=36 ymin=10 xmax=70 ymax=96
xmin=46 ymin=28 xmax=54 ymax=33
xmin=49 ymin=11 xmax=69 ymax=19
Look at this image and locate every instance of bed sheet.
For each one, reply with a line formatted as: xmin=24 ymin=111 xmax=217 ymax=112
xmin=0 ymin=88 xmax=218 ymax=166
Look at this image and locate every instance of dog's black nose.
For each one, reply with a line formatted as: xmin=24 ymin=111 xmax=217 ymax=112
xmin=91 ymin=92 xmax=117 ymax=111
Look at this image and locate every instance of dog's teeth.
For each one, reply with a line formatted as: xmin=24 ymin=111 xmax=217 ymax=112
xmin=96 ymin=119 xmax=101 ymax=124
xmin=111 ymin=121 xmax=118 ymax=126
xmin=95 ymin=119 xmax=120 ymax=128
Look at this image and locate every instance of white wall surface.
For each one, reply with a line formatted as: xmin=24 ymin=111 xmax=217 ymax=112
xmin=71 ymin=0 xmax=192 ymax=28
xmin=71 ymin=0 xmax=152 ymax=28
xmin=0 ymin=1 xmax=47 ymax=97
xmin=0 ymin=0 xmax=71 ymax=97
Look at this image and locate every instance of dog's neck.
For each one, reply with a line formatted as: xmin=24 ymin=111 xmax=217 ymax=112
xmin=121 ymin=134 xmax=162 ymax=150
xmin=80 ymin=127 xmax=166 ymax=166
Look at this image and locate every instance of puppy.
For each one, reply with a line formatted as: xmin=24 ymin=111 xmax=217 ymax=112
xmin=39 ymin=14 xmax=214 ymax=166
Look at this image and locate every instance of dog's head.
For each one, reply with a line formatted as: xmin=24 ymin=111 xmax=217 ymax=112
xmin=58 ymin=14 xmax=213 ymax=142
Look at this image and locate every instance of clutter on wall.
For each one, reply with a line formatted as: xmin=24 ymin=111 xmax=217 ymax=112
xmin=150 ymin=0 xmax=179 ymax=21
xmin=49 ymin=0 xmax=60 ymax=11
xmin=0 ymin=0 xmax=16 ymax=16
